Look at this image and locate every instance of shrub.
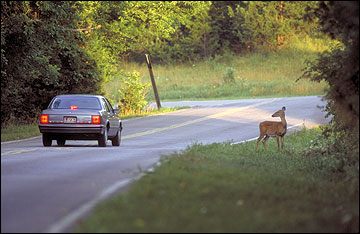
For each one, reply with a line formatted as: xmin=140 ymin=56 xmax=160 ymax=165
xmin=221 ymin=67 xmax=236 ymax=84
xmin=117 ymin=71 xmax=150 ymax=115
xmin=303 ymin=123 xmax=359 ymax=176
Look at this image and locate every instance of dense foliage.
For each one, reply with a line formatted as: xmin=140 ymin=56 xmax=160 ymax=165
xmin=117 ymin=71 xmax=150 ymax=115
xmin=301 ymin=1 xmax=359 ymax=132
xmin=300 ymin=1 xmax=359 ymax=184
xmin=1 ymin=1 xmax=102 ymax=126
xmin=233 ymin=1 xmax=320 ymax=52
xmin=74 ymin=1 xmax=320 ymax=64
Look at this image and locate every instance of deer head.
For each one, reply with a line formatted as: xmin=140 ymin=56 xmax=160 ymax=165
xmin=272 ymin=106 xmax=286 ymax=118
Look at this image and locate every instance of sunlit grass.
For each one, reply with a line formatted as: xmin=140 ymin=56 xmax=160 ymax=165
xmin=105 ymin=44 xmax=328 ymax=102
xmin=119 ymin=106 xmax=188 ymax=120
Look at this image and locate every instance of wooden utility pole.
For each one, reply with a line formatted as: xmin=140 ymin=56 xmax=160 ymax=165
xmin=145 ymin=54 xmax=161 ymax=110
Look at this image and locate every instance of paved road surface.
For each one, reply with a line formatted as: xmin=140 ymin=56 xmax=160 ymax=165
xmin=1 ymin=96 xmax=329 ymax=233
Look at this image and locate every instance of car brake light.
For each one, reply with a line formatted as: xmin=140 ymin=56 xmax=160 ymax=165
xmin=40 ymin=114 xmax=49 ymax=124
xmin=92 ymin=115 xmax=101 ymax=124
xmin=70 ymin=105 xmax=78 ymax=110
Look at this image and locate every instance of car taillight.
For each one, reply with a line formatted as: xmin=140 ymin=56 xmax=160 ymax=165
xmin=91 ymin=115 xmax=101 ymax=124
xmin=70 ymin=105 xmax=78 ymax=110
xmin=40 ymin=114 xmax=49 ymax=124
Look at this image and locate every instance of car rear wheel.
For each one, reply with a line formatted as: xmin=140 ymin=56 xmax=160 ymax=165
xmin=57 ymin=139 xmax=66 ymax=146
xmin=42 ymin=133 xmax=52 ymax=147
xmin=111 ymin=127 xmax=121 ymax=146
xmin=98 ymin=127 xmax=108 ymax=147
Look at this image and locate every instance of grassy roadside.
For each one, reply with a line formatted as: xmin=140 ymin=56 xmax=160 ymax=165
xmin=0 ymin=107 xmax=187 ymax=142
xmin=1 ymin=123 xmax=41 ymax=142
xmin=74 ymin=127 xmax=359 ymax=233
xmin=105 ymin=48 xmax=328 ymax=102
xmin=118 ymin=106 xmax=188 ymax=120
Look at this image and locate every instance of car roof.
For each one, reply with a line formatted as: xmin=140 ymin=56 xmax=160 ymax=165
xmin=54 ymin=94 xmax=104 ymax=99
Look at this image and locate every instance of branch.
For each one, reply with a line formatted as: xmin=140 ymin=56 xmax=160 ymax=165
xmin=71 ymin=27 xmax=96 ymax=32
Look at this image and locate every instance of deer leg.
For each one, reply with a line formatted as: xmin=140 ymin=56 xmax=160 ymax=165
xmin=256 ymin=134 xmax=264 ymax=151
xmin=262 ymin=135 xmax=269 ymax=151
xmin=276 ymin=135 xmax=280 ymax=151
xmin=281 ymin=136 xmax=284 ymax=150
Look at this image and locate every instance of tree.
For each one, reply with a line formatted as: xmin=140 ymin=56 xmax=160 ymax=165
xmin=74 ymin=1 xmax=212 ymax=64
xmin=1 ymin=1 xmax=101 ymax=126
xmin=233 ymin=1 xmax=319 ymax=52
xmin=301 ymin=1 xmax=359 ymax=131
xmin=206 ymin=1 xmax=243 ymax=55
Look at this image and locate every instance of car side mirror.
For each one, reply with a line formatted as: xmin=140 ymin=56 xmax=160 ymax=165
xmin=114 ymin=108 xmax=120 ymax=115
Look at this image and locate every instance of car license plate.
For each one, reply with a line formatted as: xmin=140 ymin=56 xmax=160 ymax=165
xmin=64 ymin=117 xmax=77 ymax=123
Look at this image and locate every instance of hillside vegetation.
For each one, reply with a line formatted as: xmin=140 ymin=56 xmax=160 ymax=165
xmin=1 ymin=1 xmax=331 ymax=126
xmin=105 ymin=39 xmax=329 ymax=102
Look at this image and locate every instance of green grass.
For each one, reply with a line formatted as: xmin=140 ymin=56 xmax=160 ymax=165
xmin=74 ymin=128 xmax=359 ymax=233
xmin=118 ymin=106 xmax=188 ymax=120
xmin=105 ymin=46 xmax=328 ymax=102
xmin=1 ymin=123 xmax=41 ymax=142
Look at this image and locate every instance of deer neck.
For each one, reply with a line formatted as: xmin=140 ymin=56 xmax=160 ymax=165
xmin=280 ymin=114 xmax=287 ymax=128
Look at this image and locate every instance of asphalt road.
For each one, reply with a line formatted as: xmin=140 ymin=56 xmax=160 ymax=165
xmin=1 ymin=96 xmax=329 ymax=233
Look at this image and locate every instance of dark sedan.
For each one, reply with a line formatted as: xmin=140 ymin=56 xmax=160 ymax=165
xmin=39 ymin=94 xmax=122 ymax=147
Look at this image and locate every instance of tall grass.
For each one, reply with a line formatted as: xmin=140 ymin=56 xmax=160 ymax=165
xmin=104 ymin=38 xmax=329 ymax=102
xmin=1 ymin=123 xmax=40 ymax=142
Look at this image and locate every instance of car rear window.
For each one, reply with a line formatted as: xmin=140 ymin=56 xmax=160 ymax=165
xmin=50 ymin=96 xmax=101 ymax=110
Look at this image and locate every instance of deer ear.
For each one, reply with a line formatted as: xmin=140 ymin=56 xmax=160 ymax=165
xmin=282 ymin=106 xmax=286 ymax=111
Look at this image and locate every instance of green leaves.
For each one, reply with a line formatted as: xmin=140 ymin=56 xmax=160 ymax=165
xmin=74 ymin=1 xmax=212 ymax=63
xmin=233 ymin=1 xmax=319 ymax=52
xmin=117 ymin=71 xmax=150 ymax=115
xmin=300 ymin=2 xmax=359 ymax=132
xmin=1 ymin=1 xmax=101 ymax=126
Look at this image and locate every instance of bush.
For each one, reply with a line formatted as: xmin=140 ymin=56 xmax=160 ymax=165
xmin=221 ymin=67 xmax=236 ymax=84
xmin=300 ymin=1 xmax=359 ymax=131
xmin=117 ymin=71 xmax=150 ymax=115
xmin=303 ymin=123 xmax=359 ymax=176
xmin=299 ymin=2 xmax=359 ymax=178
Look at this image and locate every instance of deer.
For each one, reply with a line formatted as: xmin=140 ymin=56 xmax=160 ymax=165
xmin=256 ymin=106 xmax=287 ymax=151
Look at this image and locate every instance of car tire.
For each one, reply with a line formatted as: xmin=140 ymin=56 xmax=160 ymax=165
xmin=98 ymin=127 xmax=108 ymax=147
xmin=57 ymin=139 xmax=66 ymax=146
xmin=43 ymin=133 xmax=52 ymax=147
xmin=111 ymin=127 xmax=121 ymax=146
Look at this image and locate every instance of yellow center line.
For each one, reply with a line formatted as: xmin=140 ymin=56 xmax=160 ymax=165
xmin=122 ymin=98 xmax=279 ymax=140
xmin=1 ymin=148 xmax=39 ymax=156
